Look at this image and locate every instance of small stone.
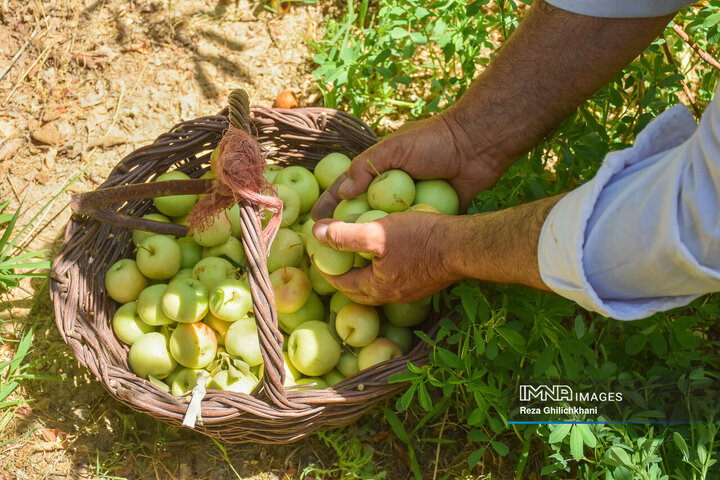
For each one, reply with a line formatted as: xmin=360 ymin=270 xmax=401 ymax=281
xmin=31 ymin=122 xmax=62 ymax=145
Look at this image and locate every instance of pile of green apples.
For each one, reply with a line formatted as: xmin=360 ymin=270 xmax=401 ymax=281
xmin=105 ymin=150 xmax=459 ymax=397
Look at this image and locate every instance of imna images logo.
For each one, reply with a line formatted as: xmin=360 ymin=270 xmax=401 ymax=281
xmin=519 ymin=384 xmax=573 ymax=402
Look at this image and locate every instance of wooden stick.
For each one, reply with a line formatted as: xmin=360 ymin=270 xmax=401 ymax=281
xmin=672 ymin=24 xmax=720 ymax=71
xmin=662 ymin=37 xmax=702 ymax=117
xmin=0 ymin=28 xmax=39 ymax=82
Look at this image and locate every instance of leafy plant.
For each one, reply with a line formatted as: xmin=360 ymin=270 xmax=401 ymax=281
xmin=0 ymin=201 xmax=50 ymax=291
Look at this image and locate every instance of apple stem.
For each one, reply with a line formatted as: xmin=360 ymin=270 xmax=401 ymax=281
xmin=366 ymin=159 xmax=381 ymax=178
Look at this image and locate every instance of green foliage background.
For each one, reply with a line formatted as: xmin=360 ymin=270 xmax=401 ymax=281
xmin=311 ymin=1 xmax=720 ymax=478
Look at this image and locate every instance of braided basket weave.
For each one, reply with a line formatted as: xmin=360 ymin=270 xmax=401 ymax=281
xmin=49 ymin=93 xmax=439 ymax=443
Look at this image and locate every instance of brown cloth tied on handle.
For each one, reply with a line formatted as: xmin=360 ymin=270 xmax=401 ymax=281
xmin=187 ymin=90 xmax=283 ymax=246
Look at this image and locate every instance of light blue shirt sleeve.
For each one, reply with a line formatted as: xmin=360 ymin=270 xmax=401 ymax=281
xmin=546 ymin=0 xmax=691 ymax=18
xmin=538 ymin=85 xmax=720 ymax=320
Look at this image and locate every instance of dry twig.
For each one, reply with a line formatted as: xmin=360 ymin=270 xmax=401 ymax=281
xmin=661 ymin=37 xmax=701 ymax=117
xmin=672 ymin=24 xmax=720 ymax=71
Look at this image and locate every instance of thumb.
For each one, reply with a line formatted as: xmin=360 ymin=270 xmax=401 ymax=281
xmin=313 ymin=219 xmax=384 ymax=257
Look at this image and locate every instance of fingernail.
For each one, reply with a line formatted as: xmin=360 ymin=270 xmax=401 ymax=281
xmin=339 ymin=178 xmax=354 ymax=197
xmin=313 ymin=222 xmax=328 ymax=241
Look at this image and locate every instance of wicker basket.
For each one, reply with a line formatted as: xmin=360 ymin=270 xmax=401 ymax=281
xmin=49 ymin=94 xmax=439 ymax=443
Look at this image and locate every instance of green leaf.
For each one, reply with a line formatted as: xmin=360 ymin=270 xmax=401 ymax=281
xmin=673 ymin=432 xmax=689 ymax=459
xmin=548 ymin=423 xmax=571 ymax=444
xmin=467 ymin=448 xmax=486 ymax=466
xmin=491 ymin=441 xmax=509 ymax=456
xmin=417 ymin=383 xmax=432 ymax=411
xmin=624 ymin=334 xmax=646 ymax=355
xmin=534 ymin=346 xmax=555 ymax=377
xmin=436 ymin=347 xmax=462 ymax=369
xmin=569 ymin=426 xmax=584 ymax=461
xmin=574 ymin=315 xmax=586 ymax=338
xmin=604 ymin=446 xmax=632 ymax=468
xmin=396 ymin=383 xmax=417 ymax=411
xmin=390 ymin=26 xmax=408 ymax=39
xmin=577 ymin=424 xmax=596 ymax=448
xmin=383 ymin=407 xmax=410 ymax=444
xmin=703 ymin=11 xmax=720 ymax=27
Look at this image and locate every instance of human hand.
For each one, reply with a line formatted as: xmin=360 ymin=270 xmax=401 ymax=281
xmin=311 ymin=113 xmax=509 ymax=221
xmin=311 ymin=212 xmax=462 ymax=305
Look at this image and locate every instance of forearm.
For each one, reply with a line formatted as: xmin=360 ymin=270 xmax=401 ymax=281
xmin=442 ymin=195 xmax=563 ymax=290
xmin=444 ymin=1 xmax=674 ymax=169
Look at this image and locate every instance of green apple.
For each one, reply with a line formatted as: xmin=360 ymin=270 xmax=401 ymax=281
xmin=333 ymin=193 xmax=370 ymax=222
xmin=209 ymin=145 xmax=220 ymax=173
xmin=153 ymin=171 xmax=198 ymax=217
xmin=172 ymin=213 xmax=190 ymax=226
xmin=264 ymin=165 xmax=283 ymax=183
xmin=299 ymin=216 xmax=315 ymax=249
xmin=336 ymin=351 xmax=359 ymax=377
xmin=137 ymin=284 xmax=175 ymax=326
xmin=136 ymin=235 xmax=182 ymax=280
xmin=381 ymin=323 xmax=413 ymax=354
xmin=278 ymin=291 xmax=325 ymax=334
xmin=274 ymin=166 xmax=319 ymax=213
xmin=224 ymin=317 xmax=263 ymax=366
xmin=170 ymin=322 xmax=218 ymax=369
xmin=408 ymin=203 xmax=441 ymax=213
xmin=367 ymin=169 xmax=415 ymax=212
xmin=193 ymin=210 xmax=233 ymax=247
xmin=170 ymin=268 xmax=194 ymax=282
xmin=167 ymin=367 xmax=201 ymax=396
xmin=274 ymin=184 xmax=301 ymax=227
xmin=132 ymin=213 xmax=171 ymax=247
xmin=177 ymin=237 xmax=203 ymax=269
xmin=293 ymin=377 xmax=328 ymax=390
xmin=192 ymin=256 xmax=236 ymax=291
xmin=353 ymin=254 xmax=370 ymax=268
xmin=105 ymin=259 xmax=148 ymax=303
xmin=330 ymin=291 xmax=352 ymax=314
xmin=335 ymin=303 xmax=380 ymax=347
xmin=282 ymin=351 xmax=302 ymax=386
xmin=203 ymin=312 xmax=234 ymax=346
xmin=290 ymin=212 xmax=312 ymax=233
xmin=269 ymin=267 xmax=311 ymax=314
xmin=413 ymin=179 xmax=459 ymax=215
xmin=226 ymin=203 xmax=243 ymax=236
xmin=313 ymin=244 xmax=354 ymax=276
xmin=203 ymin=236 xmax=246 ymax=266
xmin=128 ymin=332 xmax=177 ymax=379
xmin=112 ymin=301 xmax=158 ymax=344
xmin=355 ymin=210 xmax=388 ymax=259
xmin=314 ymin=152 xmax=351 ymax=190
xmin=382 ymin=297 xmax=431 ymax=327
xmin=267 ymin=228 xmax=304 ymax=272
xmin=322 ymin=369 xmax=345 ymax=387
xmin=208 ymin=369 xmax=258 ymax=394
xmin=209 ymin=279 xmax=253 ymax=322
xmin=288 ymin=320 xmax=341 ymax=376
xmin=162 ymin=278 xmax=209 ymax=323
xmin=308 ymin=264 xmax=336 ymax=295
xmin=357 ymin=338 xmax=402 ymax=371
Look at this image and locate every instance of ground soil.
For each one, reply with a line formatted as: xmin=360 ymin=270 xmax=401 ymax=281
xmin=0 ymin=1 xmax=494 ymax=478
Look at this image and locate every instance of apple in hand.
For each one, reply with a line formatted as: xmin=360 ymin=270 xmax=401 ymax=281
xmin=192 ymin=256 xmax=236 ymax=291
xmin=355 ymin=210 xmax=388 ymax=260
xmin=209 ymin=279 xmax=253 ymax=322
xmin=170 ymin=322 xmax=217 ymax=369
xmin=333 ymin=193 xmax=370 ymax=222
xmin=408 ymin=203 xmax=441 ymax=213
xmin=177 ymin=237 xmax=203 ymax=269
xmin=314 ymin=152 xmax=351 ymax=190
xmin=357 ymin=338 xmax=402 ymax=371
xmin=278 ymin=291 xmax=325 ymax=334
xmin=367 ymin=169 xmax=415 ymax=212
xmin=225 ymin=317 xmax=263 ymax=366
xmin=336 ymin=351 xmax=359 ymax=377
xmin=193 ymin=210 xmax=233 ymax=247
xmin=105 ymin=259 xmax=148 ymax=303
xmin=153 ymin=171 xmax=198 ymax=217
xmin=274 ymin=166 xmax=319 ymax=213
xmin=267 ymin=228 xmax=304 ymax=272
xmin=270 ymin=267 xmax=311 ymax=314
xmin=203 ymin=236 xmax=246 ymax=266
xmin=335 ymin=303 xmax=380 ymax=347
xmin=137 ymin=284 xmax=175 ymax=326
xmin=413 ymin=179 xmax=459 ymax=215
xmin=312 ymin=244 xmax=354 ymax=276
xmin=129 ymin=332 xmax=177 ymax=379
xmin=162 ymin=278 xmax=209 ymax=323
xmin=288 ymin=320 xmax=341 ymax=376
xmin=382 ymin=297 xmax=432 ymax=327
xmin=132 ymin=213 xmax=171 ymax=247
xmin=136 ymin=235 xmax=183 ymax=280
xmin=112 ymin=301 xmax=158 ymax=345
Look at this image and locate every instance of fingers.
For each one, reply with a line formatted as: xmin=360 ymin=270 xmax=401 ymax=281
xmin=324 ymin=268 xmax=384 ymax=306
xmin=311 ymin=172 xmax=348 ymax=221
xmin=312 ymin=219 xmax=385 ymax=257
xmin=340 ymin=146 xmax=394 ymax=198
